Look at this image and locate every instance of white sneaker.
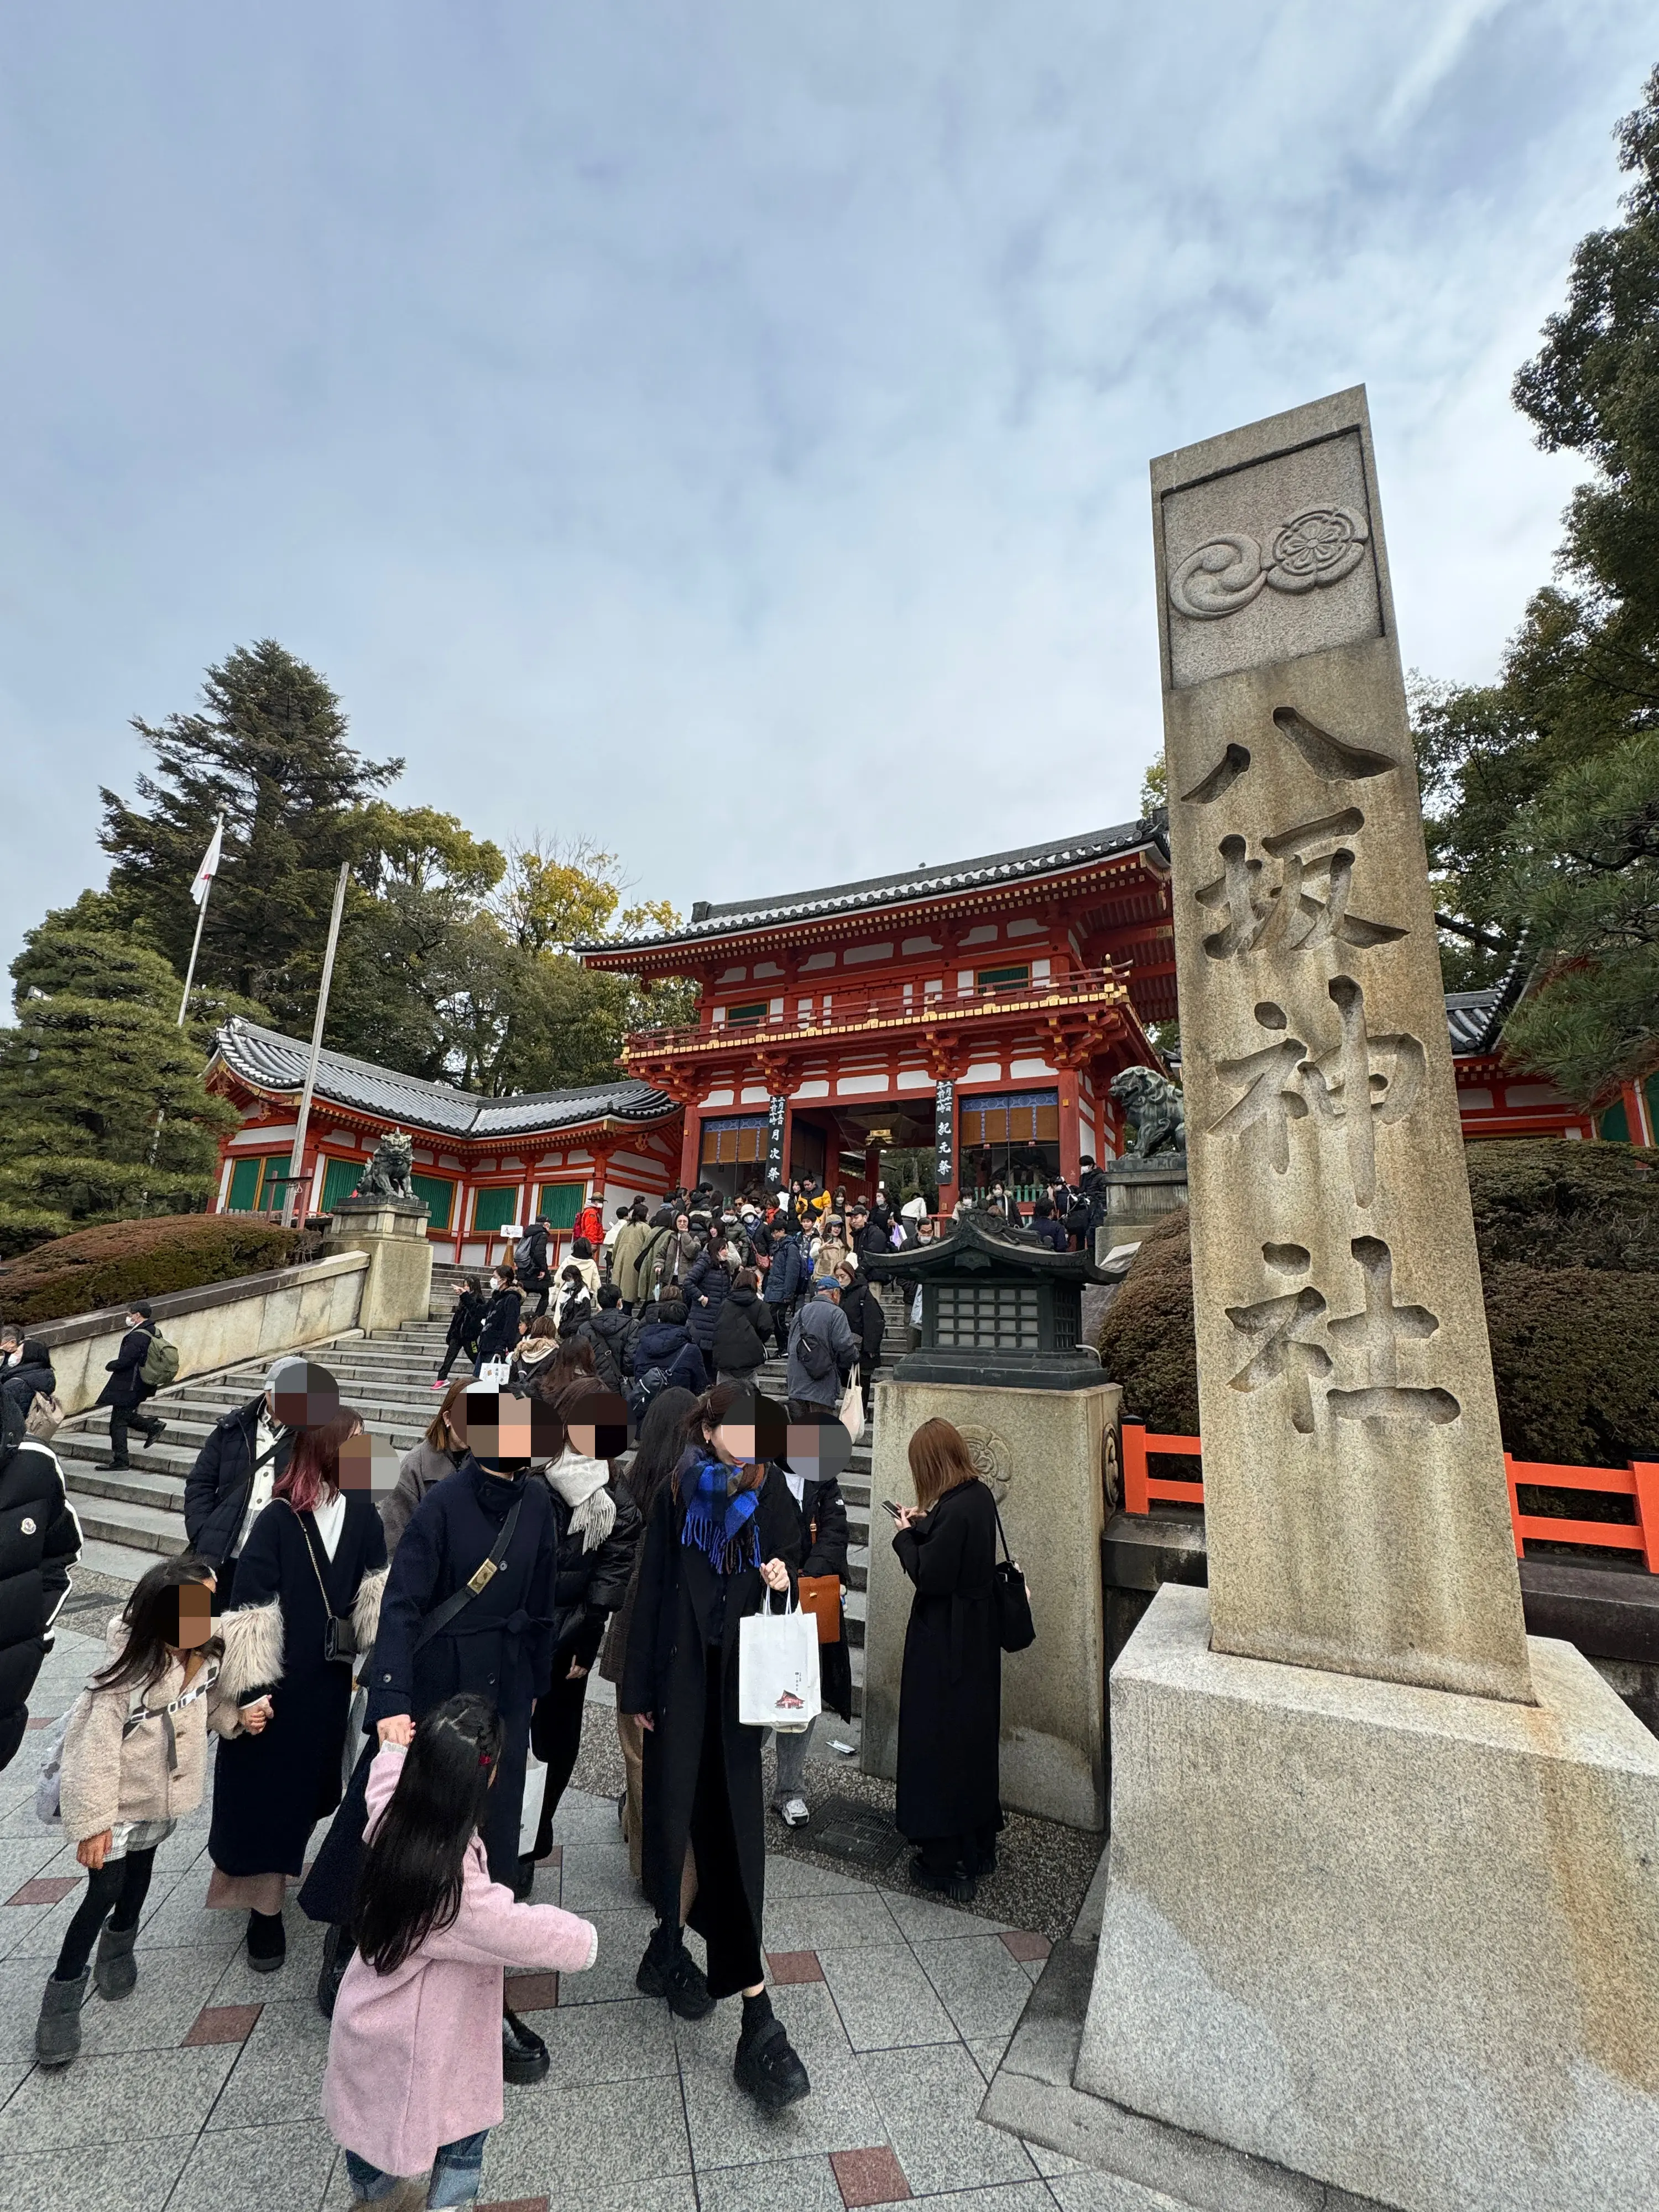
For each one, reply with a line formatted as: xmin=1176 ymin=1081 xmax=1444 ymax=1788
xmin=775 ymin=1797 xmax=810 ymax=1828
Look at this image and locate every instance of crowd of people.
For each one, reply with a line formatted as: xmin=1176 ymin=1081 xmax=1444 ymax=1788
xmin=0 ymin=1161 xmax=1056 ymax=2209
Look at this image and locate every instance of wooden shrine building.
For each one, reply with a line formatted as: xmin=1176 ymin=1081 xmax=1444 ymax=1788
xmin=581 ymin=821 xmax=1178 ymax=1212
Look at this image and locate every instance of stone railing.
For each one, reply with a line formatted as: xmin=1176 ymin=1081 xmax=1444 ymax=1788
xmin=33 ymin=1250 xmax=372 ymax=1416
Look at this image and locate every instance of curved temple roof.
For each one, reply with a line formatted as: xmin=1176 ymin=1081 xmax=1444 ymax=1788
xmin=210 ymin=1017 xmax=676 ymax=1140
xmin=585 ymin=819 xmax=1168 ymax=956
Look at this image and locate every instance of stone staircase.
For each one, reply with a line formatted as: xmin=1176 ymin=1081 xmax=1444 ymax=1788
xmin=56 ymin=1259 xmax=895 ymax=1718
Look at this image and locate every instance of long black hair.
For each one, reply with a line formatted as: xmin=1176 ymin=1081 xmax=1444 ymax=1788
xmin=628 ymin=1385 xmax=699 ymax=1521
xmin=92 ymin=1555 xmax=221 ymax=1696
xmin=352 ymin=1694 xmax=504 ymax=1974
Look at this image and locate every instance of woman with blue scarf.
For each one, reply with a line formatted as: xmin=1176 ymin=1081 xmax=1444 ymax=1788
xmin=620 ymin=1382 xmax=810 ymax=2111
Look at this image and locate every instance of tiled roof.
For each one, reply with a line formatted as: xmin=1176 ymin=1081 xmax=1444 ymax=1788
xmin=1446 ymin=942 xmax=1531 ymax=1058
xmin=210 ymin=1018 xmax=675 ymax=1140
xmin=589 ymin=820 xmax=1166 ymax=953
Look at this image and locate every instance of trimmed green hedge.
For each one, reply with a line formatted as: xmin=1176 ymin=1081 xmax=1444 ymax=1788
xmin=1097 ymin=1142 xmax=1659 ymax=1469
xmin=0 ymin=1213 xmax=302 ymax=1328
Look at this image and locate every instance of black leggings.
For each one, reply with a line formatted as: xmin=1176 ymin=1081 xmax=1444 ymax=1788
xmin=54 ymin=1846 xmax=158 ymax=1980
xmin=528 ymin=1663 xmax=589 ymax=1859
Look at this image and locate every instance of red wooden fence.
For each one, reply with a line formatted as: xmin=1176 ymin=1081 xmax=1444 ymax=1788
xmin=1119 ymin=1421 xmax=1659 ymax=1571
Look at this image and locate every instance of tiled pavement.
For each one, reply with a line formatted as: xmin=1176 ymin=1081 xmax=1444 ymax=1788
xmin=1 ymin=1627 xmax=1119 ymax=2212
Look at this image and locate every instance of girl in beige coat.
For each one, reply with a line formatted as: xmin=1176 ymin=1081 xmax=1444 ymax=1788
xmin=36 ymin=1554 xmax=281 ymax=2067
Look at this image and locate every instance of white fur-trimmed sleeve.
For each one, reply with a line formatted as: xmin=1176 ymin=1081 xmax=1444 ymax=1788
xmin=212 ymin=1598 xmax=284 ymax=1715
xmin=352 ymin=1566 xmax=389 ymax=1657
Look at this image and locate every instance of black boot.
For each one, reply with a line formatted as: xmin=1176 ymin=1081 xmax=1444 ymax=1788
xmin=502 ymin=2006 xmax=550 ymax=2085
xmin=247 ymin=1909 xmax=286 ymax=1973
xmin=734 ymin=1996 xmax=810 ymax=2111
xmin=35 ymin=1971 xmax=88 ymax=2067
xmin=95 ymin=1922 xmax=139 ymax=2001
xmin=316 ymin=1924 xmax=354 ymax=2018
xmin=635 ymin=1921 xmax=713 ymax=2020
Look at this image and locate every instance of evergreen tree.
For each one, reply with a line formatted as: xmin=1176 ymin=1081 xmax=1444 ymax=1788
xmin=0 ymin=909 xmax=236 ymax=1256
xmin=1415 ymin=67 xmax=1659 ymax=1097
xmin=100 ymin=640 xmax=401 ymax=1025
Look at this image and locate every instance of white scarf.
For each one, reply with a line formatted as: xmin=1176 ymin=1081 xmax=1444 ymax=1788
xmin=543 ymin=1449 xmax=617 ymax=1552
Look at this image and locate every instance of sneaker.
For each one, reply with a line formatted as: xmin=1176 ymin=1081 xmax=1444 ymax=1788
xmin=97 ymin=1458 xmax=134 ymax=1470
xmin=635 ymin=1926 xmax=714 ymax=2020
xmin=733 ymin=2015 xmax=811 ymax=2110
xmin=502 ymin=2006 xmax=549 ymax=2085
xmin=431 ymin=1380 xmax=446 ymax=1390
xmin=774 ymin=1797 xmax=810 ymax=1829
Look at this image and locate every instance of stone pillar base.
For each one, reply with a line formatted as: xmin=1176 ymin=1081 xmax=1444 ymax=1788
xmin=324 ymin=1199 xmax=434 ymax=1335
xmin=862 ymin=1376 xmax=1119 ymax=1829
xmin=1072 ymin=1584 xmax=1659 ymax=2212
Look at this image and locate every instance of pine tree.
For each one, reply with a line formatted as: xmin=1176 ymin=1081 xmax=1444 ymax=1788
xmin=0 ymin=908 xmax=236 ymax=1257
xmin=100 ymin=640 xmax=401 ymax=1026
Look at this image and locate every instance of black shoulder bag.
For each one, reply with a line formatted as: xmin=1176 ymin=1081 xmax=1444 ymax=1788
xmin=414 ymin=1495 xmax=524 ymax=1651
xmin=287 ymin=1504 xmax=359 ymax=1666
xmin=991 ymin=1500 xmax=1036 ymax=1653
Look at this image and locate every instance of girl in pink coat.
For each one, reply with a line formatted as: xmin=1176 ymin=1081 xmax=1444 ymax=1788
xmin=324 ymin=1694 xmax=598 ymax=2208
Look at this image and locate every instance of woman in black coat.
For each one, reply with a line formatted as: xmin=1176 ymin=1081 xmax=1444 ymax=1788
xmin=0 ymin=1399 xmax=81 ymax=1770
xmin=711 ymin=1270 xmax=769 ymax=1384
xmin=436 ymin=1277 xmax=487 ymax=1381
xmin=683 ymin=1237 xmax=732 ymax=1356
xmin=208 ymin=1409 xmax=388 ymax=1971
xmin=473 ymin=1265 xmax=522 ymax=1368
xmin=892 ymin=1416 xmax=1004 ymax=1905
xmin=518 ymin=1372 xmax=643 ymax=1882
xmin=621 ymin=1381 xmax=810 ymax=2112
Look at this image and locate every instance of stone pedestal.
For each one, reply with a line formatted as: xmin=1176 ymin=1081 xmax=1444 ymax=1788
xmin=323 ymin=1198 xmax=434 ymax=1335
xmin=1071 ymin=1584 xmax=1659 ymax=2212
xmin=861 ymin=1375 xmax=1120 ymax=1829
xmin=1097 ymin=1157 xmax=1188 ymax=1254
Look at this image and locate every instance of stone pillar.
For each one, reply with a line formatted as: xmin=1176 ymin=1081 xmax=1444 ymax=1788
xmin=323 ymin=1198 xmax=434 ymax=1334
xmin=1052 ymin=387 xmax=1659 ymax=2212
xmin=862 ymin=1375 xmax=1119 ymax=1829
xmin=1154 ymin=387 xmax=1530 ymax=1702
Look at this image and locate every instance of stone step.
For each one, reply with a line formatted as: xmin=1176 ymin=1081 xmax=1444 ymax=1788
xmin=77 ymin=1535 xmax=173 ymax=1586
xmin=71 ymin=1492 xmax=191 ymax=1559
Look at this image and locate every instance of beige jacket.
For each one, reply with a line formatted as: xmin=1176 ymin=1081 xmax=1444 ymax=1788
xmin=58 ymin=1607 xmax=280 ymax=1845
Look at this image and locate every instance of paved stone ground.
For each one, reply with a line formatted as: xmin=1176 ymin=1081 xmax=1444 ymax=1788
xmin=0 ymin=1623 xmax=1118 ymax=2212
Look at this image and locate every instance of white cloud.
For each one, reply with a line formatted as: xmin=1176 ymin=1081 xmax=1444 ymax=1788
xmin=0 ymin=1 xmax=1652 ymax=974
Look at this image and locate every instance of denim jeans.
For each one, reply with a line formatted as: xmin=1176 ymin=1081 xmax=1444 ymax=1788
xmin=345 ymin=2129 xmax=488 ymax=2207
xmin=770 ymin=1714 xmax=816 ymax=1804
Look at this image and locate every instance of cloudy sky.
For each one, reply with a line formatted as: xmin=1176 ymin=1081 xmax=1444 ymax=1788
xmin=2 ymin=4 xmax=1653 ymax=975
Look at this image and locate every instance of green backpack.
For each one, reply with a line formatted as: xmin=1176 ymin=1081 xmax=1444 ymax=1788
xmin=140 ymin=1329 xmax=180 ymax=1390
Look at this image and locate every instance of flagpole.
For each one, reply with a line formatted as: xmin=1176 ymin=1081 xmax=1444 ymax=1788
xmin=176 ymin=812 xmax=224 ymax=1027
xmin=284 ymin=862 xmax=351 ymax=1228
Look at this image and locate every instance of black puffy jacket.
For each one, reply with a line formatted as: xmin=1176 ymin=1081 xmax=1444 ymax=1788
xmin=683 ymin=1251 xmax=732 ymax=1350
xmin=578 ymin=1308 xmax=637 ymax=1388
xmin=711 ymin=1285 xmax=769 ymax=1376
xmin=0 ymin=1402 xmax=82 ymax=1771
xmin=541 ymin=1462 xmax=644 ymax=1672
xmin=0 ymin=1346 xmax=56 ymax=1420
xmin=183 ymin=1397 xmax=293 ymax=1564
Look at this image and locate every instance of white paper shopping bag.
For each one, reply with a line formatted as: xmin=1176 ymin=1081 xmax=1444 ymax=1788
xmin=519 ymin=1750 xmax=549 ymax=1858
xmin=738 ymin=1602 xmax=822 ymax=1733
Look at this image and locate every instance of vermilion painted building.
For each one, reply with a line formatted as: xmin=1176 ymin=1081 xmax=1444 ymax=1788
xmin=206 ymin=1019 xmax=680 ymax=1272
xmin=582 ymin=822 xmax=1179 ymax=1212
xmin=206 ymin=823 xmax=1647 ymax=1260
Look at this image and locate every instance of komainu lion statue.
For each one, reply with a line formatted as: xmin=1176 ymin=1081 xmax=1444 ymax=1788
xmin=1108 ymin=1066 xmax=1186 ymax=1159
xmin=352 ymin=1128 xmax=416 ymax=1199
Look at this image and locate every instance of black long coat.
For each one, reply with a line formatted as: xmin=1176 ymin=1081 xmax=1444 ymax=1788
xmin=299 ymin=1460 xmax=554 ymax=1922
xmin=95 ymin=1322 xmax=156 ymax=1411
xmin=368 ymin=1459 xmax=554 ymax=1882
xmin=474 ymin=1288 xmax=523 ymax=1366
xmin=0 ymin=1406 xmax=81 ymax=1771
xmin=893 ymin=1478 xmax=1003 ymax=1843
xmin=620 ymin=1466 xmax=800 ymax=1992
xmin=683 ymin=1251 xmax=732 ymax=1352
xmin=209 ymin=1494 xmax=387 ymax=1877
xmin=711 ymin=1286 xmax=768 ymax=1377
xmin=539 ymin=1465 xmax=643 ymax=1677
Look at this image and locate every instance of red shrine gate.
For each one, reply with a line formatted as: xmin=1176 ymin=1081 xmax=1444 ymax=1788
xmin=583 ymin=824 xmax=1178 ymax=1212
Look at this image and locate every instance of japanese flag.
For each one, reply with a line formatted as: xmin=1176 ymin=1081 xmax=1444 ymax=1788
xmin=190 ymin=818 xmax=223 ymax=907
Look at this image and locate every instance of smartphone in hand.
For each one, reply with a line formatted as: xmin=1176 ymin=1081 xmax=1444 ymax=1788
xmin=881 ymin=1499 xmax=902 ymax=1520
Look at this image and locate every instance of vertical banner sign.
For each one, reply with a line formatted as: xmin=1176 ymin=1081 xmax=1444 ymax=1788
xmin=765 ymin=1095 xmax=786 ymax=1187
xmin=933 ymin=1079 xmax=955 ymax=1190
